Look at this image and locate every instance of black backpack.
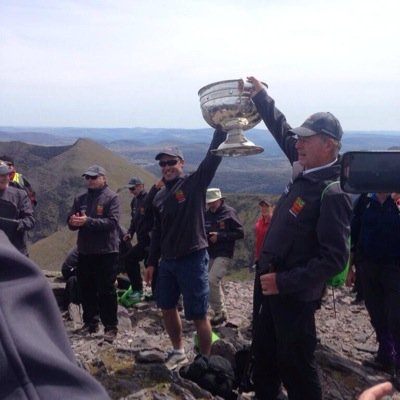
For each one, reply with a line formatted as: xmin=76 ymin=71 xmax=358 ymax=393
xmin=180 ymin=354 xmax=235 ymax=399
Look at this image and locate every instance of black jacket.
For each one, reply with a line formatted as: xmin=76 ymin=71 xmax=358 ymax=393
xmin=205 ymin=202 xmax=244 ymax=258
xmin=128 ymin=187 xmax=158 ymax=245
xmin=148 ymin=130 xmax=227 ymax=265
xmin=351 ymin=193 xmax=400 ymax=261
xmin=253 ymin=89 xmax=352 ymax=301
xmin=67 ymin=185 xmax=120 ymax=255
xmin=0 ymin=231 xmax=110 ymax=399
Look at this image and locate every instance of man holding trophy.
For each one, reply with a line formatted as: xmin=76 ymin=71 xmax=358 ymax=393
xmin=145 ymin=132 xmax=226 ymax=370
xmin=247 ymin=76 xmax=352 ymax=399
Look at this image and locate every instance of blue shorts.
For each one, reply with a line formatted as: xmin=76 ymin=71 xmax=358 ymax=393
xmin=156 ymin=249 xmax=209 ymax=320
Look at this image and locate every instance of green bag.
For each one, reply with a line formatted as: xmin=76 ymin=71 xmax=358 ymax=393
xmin=321 ymin=181 xmax=350 ymax=288
xmin=118 ymin=286 xmax=143 ymax=307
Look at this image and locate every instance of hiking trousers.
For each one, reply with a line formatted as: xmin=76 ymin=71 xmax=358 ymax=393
xmin=77 ymin=252 xmax=118 ymax=329
xmin=208 ymin=257 xmax=231 ymax=315
xmin=359 ymin=256 xmax=400 ymax=365
xmin=125 ymin=241 xmax=148 ymax=292
xmin=252 ymin=295 xmax=321 ymax=400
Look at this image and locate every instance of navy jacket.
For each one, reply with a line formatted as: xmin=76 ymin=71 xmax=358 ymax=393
xmin=148 ymin=130 xmax=226 ymax=265
xmin=0 ymin=231 xmax=110 ymax=399
xmin=205 ymin=201 xmax=244 ymax=259
xmin=253 ymin=89 xmax=352 ymax=301
xmin=351 ymin=193 xmax=400 ymax=260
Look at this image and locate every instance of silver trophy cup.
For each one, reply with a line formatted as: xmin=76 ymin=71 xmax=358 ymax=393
xmin=198 ymin=79 xmax=266 ymax=157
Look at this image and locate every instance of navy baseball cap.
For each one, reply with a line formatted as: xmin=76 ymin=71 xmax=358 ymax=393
xmin=290 ymin=112 xmax=343 ymax=141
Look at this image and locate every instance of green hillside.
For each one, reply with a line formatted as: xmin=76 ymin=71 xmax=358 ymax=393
xmin=0 ymin=139 xmax=157 ymax=269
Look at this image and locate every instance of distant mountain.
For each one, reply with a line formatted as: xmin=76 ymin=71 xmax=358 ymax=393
xmin=2 ymin=126 xmax=399 ymax=148
xmin=2 ymin=126 xmax=400 ymax=194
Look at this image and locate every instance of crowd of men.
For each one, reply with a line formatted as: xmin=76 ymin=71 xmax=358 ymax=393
xmin=1 ymin=74 xmax=399 ymax=399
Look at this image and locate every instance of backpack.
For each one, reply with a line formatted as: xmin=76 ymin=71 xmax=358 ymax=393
xmin=234 ymin=345 xmax=254 ymax=393
xmin=180 ymin=354 xmax=235 ymax=399
xmin=320 ymin=180 xmax=350 ymax=287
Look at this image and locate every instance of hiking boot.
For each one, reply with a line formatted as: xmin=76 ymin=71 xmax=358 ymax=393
xmin=164 ymin=350 xmax=189 ymax=370
xmin=362 ymin=355 xmax=394 ymax=374
xmin=211 ymin=311 xmax=227 ymax=326
xmin=103 ymin=328 xmax=118 ymax=343
xmin=75 ymin=324 xmax=99 ymax=335
xmin=393 ymin=368 xmax=400 ymax=391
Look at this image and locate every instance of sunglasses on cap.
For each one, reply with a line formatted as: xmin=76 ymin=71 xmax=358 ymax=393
xmin=85 ymin=175 xmax=99 ymax=180
xmin=159 ymin=159 xmax=178 ymax=167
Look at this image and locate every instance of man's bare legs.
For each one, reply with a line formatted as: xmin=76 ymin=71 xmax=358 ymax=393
xmin=162 ymin=308 xmax=183 ymax=349
xmin=194 ymin=318 xmax=212 ymax=355
xmin=162 ymin=308 xmax=212 ymax=355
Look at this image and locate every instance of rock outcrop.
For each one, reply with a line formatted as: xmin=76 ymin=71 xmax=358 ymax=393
xmin=57 ymin=277 xmax=400 ymax=399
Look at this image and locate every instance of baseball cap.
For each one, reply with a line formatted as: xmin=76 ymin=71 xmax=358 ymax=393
xmin=126 ymin=177 xmax=143 ymax=188
xmin=82 ymin=165 xmax=106 ymax=177
xmin=259 ymin=198 xmax=272 ymax=207
xmin=0 ymin=162 xmax=10 ymax=175
xmin=290 ymin=112 xmax=343 ymax=140
xmin=206 ymin=188 xmax=223 ymax=203
xmin=155 ymin=146 xmax=184 ymax=161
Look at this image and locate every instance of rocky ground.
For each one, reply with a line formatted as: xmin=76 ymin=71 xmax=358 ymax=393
xmin=63 ymin=277 xmax=400 ymax=400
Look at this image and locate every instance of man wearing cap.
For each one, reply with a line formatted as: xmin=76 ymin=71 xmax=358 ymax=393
xmin=205 ymin=187 xmax=244 ymax=325
xmin=145 ymin=130 xmax=227 ymax=370
xmin=0 ymin=161 xmax=35 ymax=255
xmin=247 ymin=76 xmax=352 ymax=399
xmin=123 ymin=177 xmax=162 ymax=301
xmin=0 ymin=155 xmax=37 ymax=207
xmin=68 ymin=165 xmax=120 ymax=343
xmin=252 ymin=198 xmax=274 ymax=331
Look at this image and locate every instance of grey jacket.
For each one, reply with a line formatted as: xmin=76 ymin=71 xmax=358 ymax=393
xmin=0 ymin=231 xmax=110 ymax=399
xmin=68 ymin=185 xmax=120 ymax=254
xmin=0 ymin=185 xmax=34 ymax=255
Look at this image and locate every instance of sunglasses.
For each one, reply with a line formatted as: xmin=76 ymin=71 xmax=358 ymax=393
xmin=85 ymin=175 xmax=99 ymax=180
xmin=159 ymin=159 xmax=178 ymax=167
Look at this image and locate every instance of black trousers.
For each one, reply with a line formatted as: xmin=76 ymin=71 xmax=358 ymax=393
xmin=359 ymin=256 xmax=400 ymax=365
xmin=77 ymin=253 xmax=118 ymax=329
xmin=125 ymin=241 xmax=149 ymax=292
xmin=252 ymin=294 xmax=321 ymax=400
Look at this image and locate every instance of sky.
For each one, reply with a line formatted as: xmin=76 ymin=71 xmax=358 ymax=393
xmin=1 ymin=0 xmax=399 ymax=131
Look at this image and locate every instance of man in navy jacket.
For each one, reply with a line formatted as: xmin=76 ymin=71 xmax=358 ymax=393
xmin=247 ymin=76 xmax=351 ymax=400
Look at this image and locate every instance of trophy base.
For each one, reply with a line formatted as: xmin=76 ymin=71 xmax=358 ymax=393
xmin=211 ymin=141 xmax=264 ymax=157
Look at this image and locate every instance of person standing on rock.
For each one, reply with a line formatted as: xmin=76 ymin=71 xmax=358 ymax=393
xmin=252 ymin=198 xmax=274 ymax=331
xmin=145 ymin=130 xmax=227 ymax=370
xmin=123 ymin=177 xmax=152 ymax=302
xmin=68 ymin=165 xmax=120 ymax=343
xmin=205 ymin=187 xmax=244 ymax=326
xmin=0 ymin=161 xmax=35 ymax=256
xmin=351 ymin=192 xmax=400 ymax=388
xmin=247 ymin=76 xmax=352 ymax=400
